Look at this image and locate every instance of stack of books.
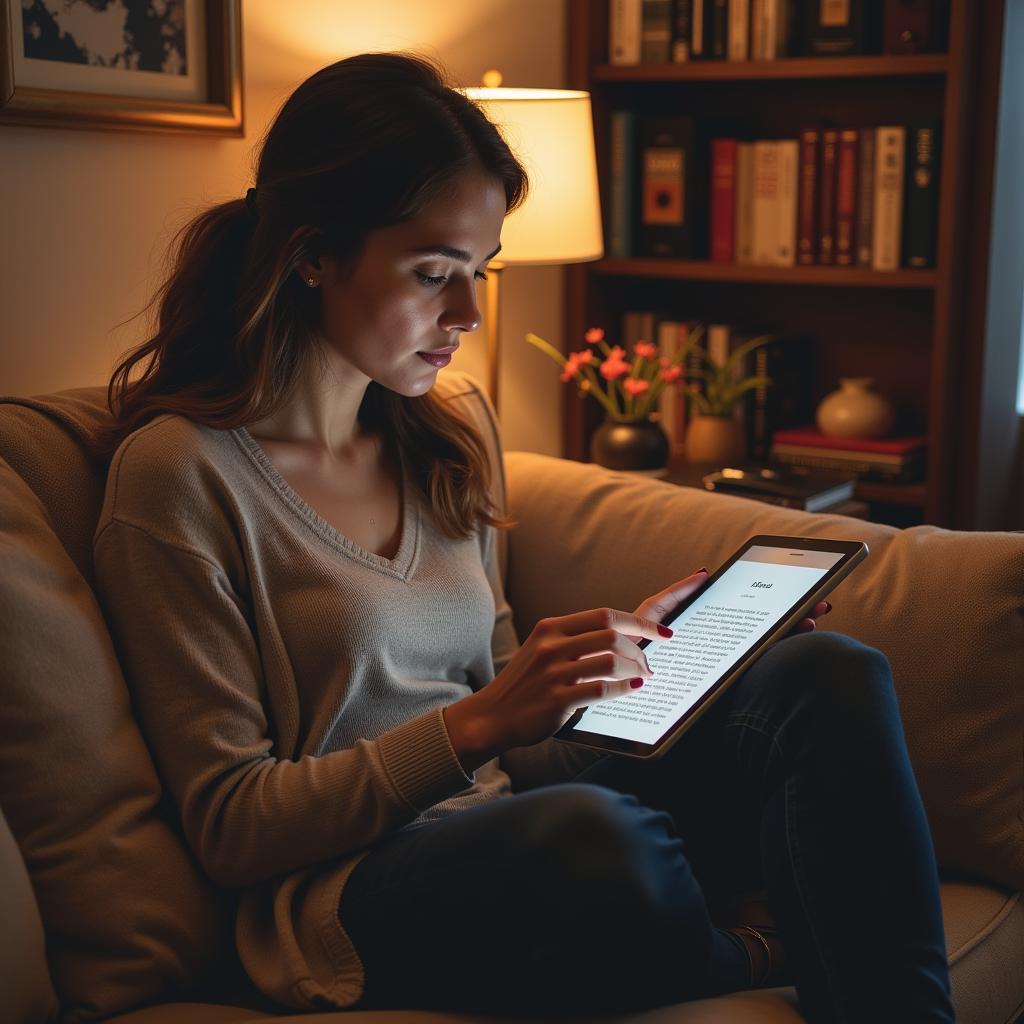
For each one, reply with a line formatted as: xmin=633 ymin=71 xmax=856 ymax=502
xmin=609 ymin=0 xmax=948 ymax=66
xmin=702 ymin=464 xmax=858 ymax=512
xmin=770 ymin=426 xmax=927 ymax=483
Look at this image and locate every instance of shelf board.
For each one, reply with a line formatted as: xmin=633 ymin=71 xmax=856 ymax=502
xmin=593 ymin=259 xmax=938 ymax=289
xmin=593 ymin=54 xmax=950 ymax=83
xmin=854 ymin=481 xmax=928 ymax=506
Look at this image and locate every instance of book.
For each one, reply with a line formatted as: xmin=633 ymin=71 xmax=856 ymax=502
xmin=692 ymin=0 xmax=706 ymax=59
xmin=735 ymin=141 xmax=756 ymax=263
xmin=608 ymin=109 xmax=637 ymax=258
xmin=752 ymin=140 xmax=780 ymax=265
xmin=710 ymin=138 xmax=738 ymax=262
xmin=775 ymin=139 xmax=798 ymax=266
xmin=701 ymin=465 xmax=857 ymax=512
xmin=883 ymin=0 xmax=947 ymax=53
xmin=746 ymin=335 xmax=813 ymax=460
xmin=641 ymin=0 xmax=673 ymax=62
xmin=610 ymin=0 xmax=643 ymax=64
xmin=760 ymin=0 xmax=798 ymax=58
xmin=771 ymin=425 xmax=927 ymax=455
xmin=855 ymin=127 xmax=876 ymax=267
xmin=728 ymin=0 xmax=750 ymax=60
xmin=835 ymin=129 xmax=859 ymax=265
xmin=638 ymin=115 xmax=696 ymax=257
xmin=818 ymin=128 xmax=839 ymax=265
xmin=672 ymin=0 xmax=694 ymax=60
xmin=709 ymin=0 xmax=729 ymax=59
xmin=802 ymin=0 xmax=883 ymax=55
xmin=872 ymin=125 xmax=906 ymax=270
xmin=797 ymin=128 xmax=819 ymax=265
xmin=769 ymin=446 xmax=926 ymax=482
xmin=902 ymin=119 xmax=942 ymax=268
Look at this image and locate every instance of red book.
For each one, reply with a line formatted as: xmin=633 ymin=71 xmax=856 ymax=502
xmin=835 ymin=129 xmax=859 ymax=266
xmin=818 ymin=128 xmax=839 ymax=265
xmin=797 ymin=127 xmax=819 ymax=265
xmin=771 ymin=425 xmax=927 ymax=454
xmin=710 ymin=138 xmax=738 ymax=263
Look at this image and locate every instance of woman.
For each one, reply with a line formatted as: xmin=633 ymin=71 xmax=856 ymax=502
xmin=92 ymin=52 xmax=955 ymax=1022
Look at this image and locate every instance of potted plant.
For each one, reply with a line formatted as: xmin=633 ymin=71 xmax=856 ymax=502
xmin=525 ymin=325 xmax=774 ymax=470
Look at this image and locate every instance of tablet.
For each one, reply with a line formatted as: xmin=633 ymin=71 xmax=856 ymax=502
xmin=555 ymin=534 xmax=868 ymax=759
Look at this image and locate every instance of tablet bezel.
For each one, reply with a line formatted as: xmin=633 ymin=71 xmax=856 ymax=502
xmin=554 ymin=534 xmax=868 ymax=760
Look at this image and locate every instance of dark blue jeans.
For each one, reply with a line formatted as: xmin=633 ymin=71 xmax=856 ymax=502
xmin=338 ymin=632 xmax=955 ymax=1022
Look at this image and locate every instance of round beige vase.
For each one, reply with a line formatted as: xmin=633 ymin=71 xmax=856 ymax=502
xmin=685 ymin=414 xmax=746 ymax=465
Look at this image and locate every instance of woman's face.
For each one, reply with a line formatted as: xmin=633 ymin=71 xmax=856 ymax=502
xmin=308 ymin=168 xmax=506 ymax=397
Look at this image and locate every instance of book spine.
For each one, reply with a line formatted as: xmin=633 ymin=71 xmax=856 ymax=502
xmin=762 ymin=0 xmax=778 ymax=59
xmin=641 ymin=0 xmax=673 ymax=62
xmin=608 ymin=110 xmax=636 ymax=258
xmin=872 ymin=125 xmax=906 ymax=270
xmin=735 ymin=141 xmax=756 ymax=264
xmin=692 ymin=0 xmax=705 ymax=58
xmin=710 ymin=138 xmax=738 ymax=262
xmin=750 ymin=0 xmax=764 ymax=58
xmin=818 ymin=128 xmax=839 ymax=264
xmin=802 ymin=0 xmax=874 ymax=55
xmin=672 ymin=0 xmax=694 ymax=60
xmin=638 ymin=116 xmax=694 ymax=258
xmin=797 ymin=128 xmax=819 ymax=265
xmin=728 ymin=0 xmax=749 ymax=59
xmin=835 ymin=128 xmax=859 ymax=265
xmin=855 ymin=126 xmax=876 ymax=266
xmin=775 ymin=139 xmax=798 ymax=266
xmin=902 ymin=119 xmax=941 ymax=268
xmin=771 ymin=449 xmax=925 ymax=482
xmin=749 ymin=337 xmax=813 ymax=459
xmin=752 ymin=140 xmax=780 ymax=265
xmin=710 ymin=0 xmax=729 ymax=58
xmin=610 ymin=0 xmax=643 ymax=64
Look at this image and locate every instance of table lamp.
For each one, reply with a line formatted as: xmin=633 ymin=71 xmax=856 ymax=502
xmin=463 ymin=71 xmax=603 ymax=412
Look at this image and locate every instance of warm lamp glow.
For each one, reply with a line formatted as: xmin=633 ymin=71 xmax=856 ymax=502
xmin=462 ymin=86 xmax=604 ymax=265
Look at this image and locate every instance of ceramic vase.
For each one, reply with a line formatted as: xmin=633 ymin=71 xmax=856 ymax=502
xmin=590 ymin=417 xmax=670 ymax=472
xmin=816 ymin=377 xmax=895 ymax=439
xmin=685 ymin=414 xmax=746 ymax=465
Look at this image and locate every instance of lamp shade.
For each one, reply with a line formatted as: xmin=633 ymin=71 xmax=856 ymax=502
xmin=462 ymin=87 xmax=603 ymax=265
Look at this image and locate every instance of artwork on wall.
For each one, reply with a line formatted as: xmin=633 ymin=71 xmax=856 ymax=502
xmin=0 ymin=0 xmax=242 ymax=135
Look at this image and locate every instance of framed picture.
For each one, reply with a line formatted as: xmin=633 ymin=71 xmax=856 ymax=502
xmin=0 ymin=0 xmax=242 ymax=135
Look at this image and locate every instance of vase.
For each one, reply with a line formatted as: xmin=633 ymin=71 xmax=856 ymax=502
xmin=590 ymin=417 xmax=670 ymax=472
xmin=816 ymin=377 xmax=895 ymax=439
xmin=685 ymin=414 xmax=746 ymax=466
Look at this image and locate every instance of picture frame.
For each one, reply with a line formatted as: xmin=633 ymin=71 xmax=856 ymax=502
xmin=0 ymin=0 xmax=242 ymax=136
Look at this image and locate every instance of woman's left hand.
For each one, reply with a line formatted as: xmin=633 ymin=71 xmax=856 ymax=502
xmin=628 ymin=568 xmax=834 ymax=643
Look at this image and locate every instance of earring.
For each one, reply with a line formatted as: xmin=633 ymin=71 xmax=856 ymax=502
xmin=306 ymin=277 xmax=317 ymax=288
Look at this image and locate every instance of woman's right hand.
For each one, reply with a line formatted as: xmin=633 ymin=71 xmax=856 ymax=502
xmin=443 ymin=608 xmax=672 ymax=773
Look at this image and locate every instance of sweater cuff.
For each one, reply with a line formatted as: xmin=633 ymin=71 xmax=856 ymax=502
xmin=376 ymin=707 xmax=473 ymax=812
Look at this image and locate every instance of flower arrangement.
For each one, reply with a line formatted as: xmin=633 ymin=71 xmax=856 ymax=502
xmin=525 ymin=326 xmax=775 ymax=421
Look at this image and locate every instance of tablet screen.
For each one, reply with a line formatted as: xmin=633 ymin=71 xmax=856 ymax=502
xmin=572 ymin=544 xmax=845 ymax=747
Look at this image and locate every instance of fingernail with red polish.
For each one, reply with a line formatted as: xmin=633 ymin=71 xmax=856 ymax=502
xmin=824 ymin=601 xmax=833 ymax=613
xmin=658 ymin=625 xmax=673 ymax=638
xmin=630 ymin=678 xmax=644 ymax=689
xmin=698 ymin=567 xmax=709 ymax=575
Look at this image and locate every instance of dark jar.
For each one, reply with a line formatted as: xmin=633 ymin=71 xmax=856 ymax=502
xmin=590 ymin=417 xmax=670 ymax=471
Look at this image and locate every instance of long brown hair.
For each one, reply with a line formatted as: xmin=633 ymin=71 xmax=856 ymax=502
xmin=93 ymin=52 xmax=527 ymax=538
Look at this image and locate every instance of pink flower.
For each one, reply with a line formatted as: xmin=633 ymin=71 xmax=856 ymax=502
xmin=584 ymin=327 xmax=605 ymax=344
xmin=659 ymin=356 xmax=671 ymax=367
xmin=572 ymin=349 xmax=595 ymax=365
xmin=623 ymin=379 xmax=650 ymax=397
xmin=560 ymin=353 xmax=582 ymax=382
xmin=660 ymin=365 xmax=684 ymax=383
xmin=633 ymin=342 xmax=657 ymax=360
xmin=599 ymin=346 xmax=630 ymax=380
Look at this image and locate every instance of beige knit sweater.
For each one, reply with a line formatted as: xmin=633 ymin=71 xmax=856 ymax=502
xmin=93 ymin=373 xmax=596 ymax=1010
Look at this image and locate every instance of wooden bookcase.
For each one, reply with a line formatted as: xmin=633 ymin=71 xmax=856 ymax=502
xmin=562 ymin=0 xmax=1016 ymax=529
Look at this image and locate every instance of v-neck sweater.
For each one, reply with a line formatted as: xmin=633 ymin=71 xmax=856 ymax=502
xmin=92 ymin=374 xmax=597 ymax=1011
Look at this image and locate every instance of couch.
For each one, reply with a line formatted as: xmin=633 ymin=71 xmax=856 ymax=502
xmin=1 ymin=384 xmax=1022 ymax=1024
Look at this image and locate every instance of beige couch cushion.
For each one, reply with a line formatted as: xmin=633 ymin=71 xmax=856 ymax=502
xmin=0 ymin=392 xmax=232 ymax=1021
xmin=503 ymin=453 xmax=1024 ymax=893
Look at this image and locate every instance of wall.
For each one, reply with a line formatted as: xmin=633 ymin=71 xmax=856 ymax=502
xmin=0 ymin=0 xmax=566 ymax=455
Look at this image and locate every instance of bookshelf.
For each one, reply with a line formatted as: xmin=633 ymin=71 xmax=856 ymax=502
xmin=562 ymin=0 xmax=1016 ymax=529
